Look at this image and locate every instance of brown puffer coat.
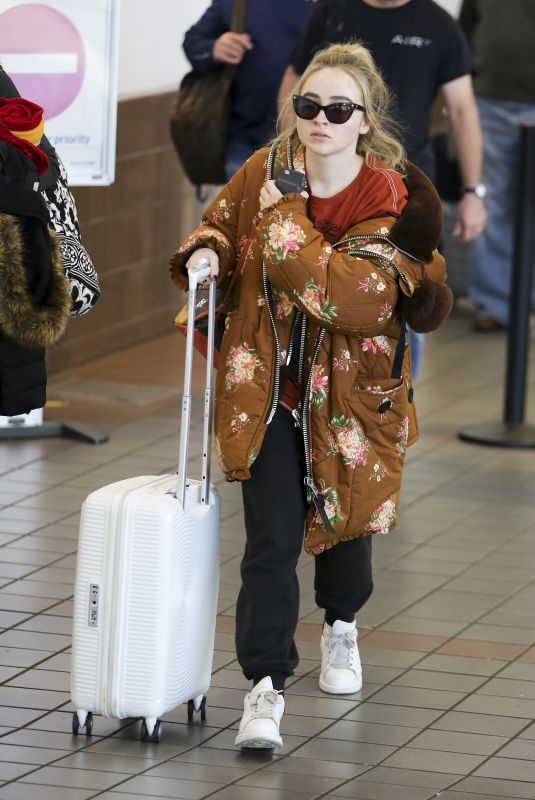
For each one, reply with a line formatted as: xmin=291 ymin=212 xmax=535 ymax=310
xmin=171 ymin=138 xmax=452 ymax=554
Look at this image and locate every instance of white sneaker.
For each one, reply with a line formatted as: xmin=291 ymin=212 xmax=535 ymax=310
xmin=319 ymin=619 xmax=362 ymax=694
xmin=234 ymin=676 xmax=285 ymax=749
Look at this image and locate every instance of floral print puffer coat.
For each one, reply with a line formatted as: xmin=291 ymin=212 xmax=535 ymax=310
xmin=171 ymin=138 xmax=451 ymax=554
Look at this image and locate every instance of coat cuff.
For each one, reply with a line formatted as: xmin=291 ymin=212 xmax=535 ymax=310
xmin=170 ymin=226 xmax=234 ymax=290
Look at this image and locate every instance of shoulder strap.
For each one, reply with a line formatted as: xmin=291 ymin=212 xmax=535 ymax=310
xmin=231 ymin=0 xmax=247 ymax=33
xmin=391 ymin=294 xmax=406 ymax=380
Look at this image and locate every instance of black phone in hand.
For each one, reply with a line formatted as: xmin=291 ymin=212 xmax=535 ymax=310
xmin=275 ymin=168 xmax=307 ymax=195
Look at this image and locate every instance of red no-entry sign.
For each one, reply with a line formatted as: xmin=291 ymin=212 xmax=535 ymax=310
xmin=0 ymin=3 xmax=85 ymax=120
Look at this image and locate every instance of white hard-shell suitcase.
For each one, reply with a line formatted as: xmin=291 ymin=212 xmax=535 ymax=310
xmin=71 ymin=263 xmax=220 ymax=742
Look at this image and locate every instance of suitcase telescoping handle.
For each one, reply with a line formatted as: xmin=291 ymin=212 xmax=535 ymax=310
xmin=177 ymin=260 xmax=216 ymax=508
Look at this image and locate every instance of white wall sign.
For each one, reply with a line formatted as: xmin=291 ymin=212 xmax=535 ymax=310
xmin=0 ymin=0 xmax=120 ymax=186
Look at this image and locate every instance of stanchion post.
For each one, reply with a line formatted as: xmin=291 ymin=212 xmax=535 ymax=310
xmin=504 ymin=125 xmax=535 ymax=424
xmin=458 ymin=124 xmax=535 ymax=448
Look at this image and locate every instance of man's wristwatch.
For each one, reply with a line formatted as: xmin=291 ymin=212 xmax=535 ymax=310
xmin=461 ymin=184 xmax=487 ymax=199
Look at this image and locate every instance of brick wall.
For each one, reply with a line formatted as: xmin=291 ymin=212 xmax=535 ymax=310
xmin=48 ymin=91 xmax=200 ymax=372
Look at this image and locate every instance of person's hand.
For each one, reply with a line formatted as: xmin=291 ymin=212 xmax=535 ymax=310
xmin=212 ymin=32 xmax=253 ymax=65
xmin=259 ymin=180 xmax=283 ymax=210
xmin=259 ymin=180 xmax=308 ymax=211
xmin=453 ymin=194 xmax=487 ymax=241
xmin=186 ymin=247 xmax=219 ymax=284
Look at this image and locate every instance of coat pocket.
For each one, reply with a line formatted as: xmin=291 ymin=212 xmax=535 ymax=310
xmin=352 ymin=376 xmax=410 ymax=442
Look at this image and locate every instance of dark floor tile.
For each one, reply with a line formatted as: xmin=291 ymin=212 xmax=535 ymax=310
xmin=143 ymin=760 xmax=252 ymax=782
xmin=431 ymin=710 xmax=527 ymax=737
xmin=0 ymin=594 xmax=56 ymax=614
xmin=368 ymin=685 xmax=464 ymax=711
xmin=326 ymin=778 xmax=436 ymax=799
xmin=408 ymin=728 xmax=507 ymax=756
xmin=474 ymin=757 xmax=535 ymax=783
xmin=345 ymin=765 xmax=459 ymax=789
xmin=345 ymin=703 xmax=442 ymax=729
xmin=106 ymin=774 xmax=225 ymax=798
xmin=456 ymin=694 xmax=535 ymax=719
xmin=268 ymin=757 xmax=365 ymax=780
xmin=0 ymin=684 xmax=69 ymax=710
xmin=18 ymin=765 xmax=128 ymax=790
xmin=172 ymin=746 xmax=276 ymax=771
xmin=6 ymin=668 xmax=69 ymax=692
xmin=185 ymin=787 xmax=307 ymax=800
xmin=236 ymin=767 xmax=342 ymax=794
xmin=0 ymin=763 xmax=37 ymax=781
xmin=0 ymin=742 xmax=67 ymax=764
xmin=318 ymin=720 xmax=419 ymax=747
xmin=455 ymin=776 xmax=535 ymax=799
xmin=436 ymin=793 xmax=518 ymax=800
xmin=0 ymin=784 xmax=94 ymax=800
xmin=56 ymin=751 xmax=161 ymax=774
xmin=381 ymin=747 xmax=486 ymax=775
xmin=291 ymin=737 xmax=395 ymax=765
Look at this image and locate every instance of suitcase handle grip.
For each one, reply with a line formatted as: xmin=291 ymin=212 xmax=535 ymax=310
xmin=177 ymin=261 xmax=216 ymax=508
xmin=188 ymin=262 xmax=211 ymax=289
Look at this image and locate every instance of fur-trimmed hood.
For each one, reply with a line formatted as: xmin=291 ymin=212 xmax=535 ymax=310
xmin=389 ymin=161 xmax=453 ymax=333
xmin=391 ymin=161 xmax=443 ymax=263
xmin=0 ymin=210 xmax=71 ymax=348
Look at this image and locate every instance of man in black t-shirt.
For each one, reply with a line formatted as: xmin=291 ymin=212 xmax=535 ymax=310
xmin=279 ymin=0 xmax=486 ymax=243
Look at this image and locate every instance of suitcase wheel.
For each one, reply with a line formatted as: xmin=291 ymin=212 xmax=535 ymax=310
xmin=72 ymin=711 xmax=93 ymax=736
xmin=187 ymin=695 xmax=207 ymax=723
xmin=140 ymin=717 xmax=161 ymax=743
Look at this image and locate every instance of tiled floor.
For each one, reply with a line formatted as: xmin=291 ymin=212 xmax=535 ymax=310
xmin=1 ymin=306 xmax=535 ymax=800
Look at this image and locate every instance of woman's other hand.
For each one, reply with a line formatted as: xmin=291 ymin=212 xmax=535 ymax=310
xmin=212 ymin=32 xmax=253 ymax=65
xmin=259 ymin=180 xmax=308 ymax=211
xmin=186 ymin=247 xmax=219 ymax=283
xmin=259 ymin=180 xmax=284 ymax=211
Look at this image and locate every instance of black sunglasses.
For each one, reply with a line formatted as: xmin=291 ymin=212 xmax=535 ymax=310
xmin=293 ymin=94 xmax=366 ymax=124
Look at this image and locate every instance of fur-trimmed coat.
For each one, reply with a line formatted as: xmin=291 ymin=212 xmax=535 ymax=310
xmin=0 ymin=145 xmax=71 ymax=416
xmin=171 ymin=139 xmax=452 ymax=554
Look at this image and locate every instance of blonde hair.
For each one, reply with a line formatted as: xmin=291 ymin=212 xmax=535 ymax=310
xmin=277 ymin=42 xmax=406 ymax=173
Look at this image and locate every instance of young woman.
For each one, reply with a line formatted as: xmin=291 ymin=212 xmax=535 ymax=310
xmin=171 ymin=42 xmax=452 ymax=750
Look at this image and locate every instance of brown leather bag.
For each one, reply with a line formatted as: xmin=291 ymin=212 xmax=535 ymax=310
xmin=170 ymin=0 xmax=247 ymax=186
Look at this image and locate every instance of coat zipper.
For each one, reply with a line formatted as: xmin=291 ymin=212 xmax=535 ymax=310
xmin=336 ymin=233 xmax=415 ymax=290
xmin=262 ymin=261 xmax=281 ymax=424
xmin=285 ymin=309 xmax=301 ymax=367
xmin=292 ymin=326 xmax=334 ymax=533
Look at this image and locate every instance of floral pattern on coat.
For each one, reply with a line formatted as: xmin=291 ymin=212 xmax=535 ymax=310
xmin=225 ymin=343 xmax=264 ymax=389
xmin=295 ymin=278 xmax=337 ymax=323
xmin=360 ymin=336 xmax=392 ymax=356
xmin=310 ymin=364 xmax=329 ymax=408
xmin=263 ymin=211 xmax=306 ymax=262
xmin=378 ymin=302 xmax=393 ymax=324
xmin=327 ymin=415 xmax=370 ymax=468
xmin=211 ymin=197 xmax=235 ymax=225
xmin=369 ymin=460 xmax=388 ymax=482
xmin=332 ymin=348 xmax=358 ymax=371
xmin=357 ymin=271 xmax=388 ymax=295
xmin=396 ymin=416 xmax=409 ymax=455
xmin=365 ymin=497 xmax=397 ymax=534
xmin=274 ymin=289 xmax=294 ymax=320
xmin=230 ymin=407 xmax=251 ymax=436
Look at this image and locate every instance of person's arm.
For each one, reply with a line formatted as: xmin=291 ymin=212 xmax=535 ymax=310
xmin=441 ymin=74 xmax=486 ymax=241
xmin=256 ymin=195 xmax=405 ymax=337
xmin=183 ymin=0 xmax=252 ymax=74
xmin=170 ymin=156 xmax=251 ymax=290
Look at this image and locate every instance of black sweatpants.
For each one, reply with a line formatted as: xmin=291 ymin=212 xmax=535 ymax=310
xmin=236 ymin=407 xmax=373 ymax=689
